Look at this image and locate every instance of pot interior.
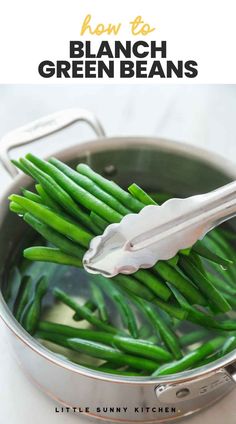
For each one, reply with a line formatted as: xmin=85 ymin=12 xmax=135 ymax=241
xmin=1 ymin=141 xmax=235 ymax=374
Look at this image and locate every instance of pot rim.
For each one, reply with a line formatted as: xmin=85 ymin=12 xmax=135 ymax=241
xmin=1 ymin=135 xmax=236 ymax=386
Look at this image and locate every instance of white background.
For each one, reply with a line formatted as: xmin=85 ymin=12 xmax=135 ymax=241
xmin=0 ymin=0 xmax=236 ymax=83
xmin=0 ymin=84 xmax=236 ymax=423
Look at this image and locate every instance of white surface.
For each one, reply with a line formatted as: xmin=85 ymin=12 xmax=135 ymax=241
xmin=1 ymin=84 xmax=236 ymax=423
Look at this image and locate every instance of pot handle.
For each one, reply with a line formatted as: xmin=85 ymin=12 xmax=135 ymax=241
xmin=0 ymin=108 xmax=105 ymax=178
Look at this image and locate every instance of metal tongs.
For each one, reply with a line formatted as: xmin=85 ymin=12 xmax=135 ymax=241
xmin=83 ymin=181 xmax=236 ymax=278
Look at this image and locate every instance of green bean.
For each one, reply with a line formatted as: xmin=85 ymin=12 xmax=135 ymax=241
xmin=24 ymin=247 xmax=82 ymax=267
xmin=189 ymin=251 xmax=223 ymax=295
xmin=53 ymin=288 xmax=125 ymax=335
xmin=210 ymin=230 xmax=235 ymax=257
xmin=37 ymin=329 xmax=159 ymax=372
xmin=35 ymin=184 xmax=101 ymax=236
xmin=131 ymin=296 xmax=182 ymax=359
xmin=218 ymin=227 xmax=236 ymax=241
xmin=112 ymin=337 xmax=172 ymax=362
xmin=11 ymin=159 xmax=30 ymax=175
xmin=5 ymin=266 xmax=22 ymax=311
xmin=90 ymin=212 xmax=108 ymax=232
xmin=179 ymin=255 xmax=231 ymax=313
xmin=24 ymin=213 xmax=85 ymax=259
xmin=36 ymin=330 xmax=71 ymax=348
xmin=96 ymin=276 xmax=139 ymax=338
xmin=152 ymin=337 xmax=225 ymax=376
xmin=179 ymin=248 xmax=191 ymax=256
xmin=205 ymin=259 xmax=235 ymax=289
xmin=128 ymin=183 xmax=156 ymax=206
xmin=170 ymin=284 xmax=236 ymax=332
xmin=114 ymin=275 xmax=186 ymax=320
xmin=217 ymin=321 xmax=236 ymax=331
xmin=35 ymin=184 xmax=63 ymax=213
xmin=20 ymin=255 xmax=57 ymax=282
xmin=90 ymin=280 xmax=109 ymax=323
xmin=206 ymin=271 xmax=236 ymax=296
xmin=44 ymin=350 xmax=140 ymax=375
xmin=148 ymin=192 xmax=172 ymax=204
xmin=179 ymin=330 xmax=209 ymax=347
xmin=24 ymin=155 xmax=122 ymax=224
xmin=148 ymin=335 xmax=160 ymax=344
xmin=73 ymin=300 xmax=97 ymax=321
xmin=193 ymin=241 xmax=233 ymax=267
xmin=67 ymin=338 xmax=160 ymax=372
xmin=23 ymin=276 xmax=48 ymax=334
xmin=193 ymin=352 xmax=220 ymax=368
xmin=139 ymin=324 xmax=153 ymax=339
xmin=190 ymin=309 xmax=236 ymax=331
xmin=76 ymin=359 xmax=141 ymax=376
xmin=113 ymin=275 xmax=155 ymax=302
xmin=18 ymin=158 xmax=95 ymax=231
xmin=206 ymin=232 xmax=236 ymax=281
xmin=98 ymin=361 xmax=123 ymax=370
xmin=221 ymin=336 xmax=236 ymax=355
xmin=190 ymin=248 xmax=216 ymax=276
xmin=153 ymin=298 xmax=187 ymax=320
xmin=14 ymin=276 xmax=32 ymax=322
xmin=49 ymin=157 xmax=130 ymax=215
xmin=133 ymin=269 xmax=171 ymax=301
xmin=204 ymin=233 xmax=234 ymax=266
xmin=38 ymin=321 xmax=172 ymax=362
xmin=21 ymin=188 xmax=43 ymax=204
xmin=38 ymin=321 xmax=115 ymax=342
xmin=159 ymin=309 xmax=174 ymax=327
xmin=223 ymin=293 xmax=236 ymax=309
xmin=167 ymin=255 xmax=179 ymax=266
xmin=9 ymin=201 xmax=26 ymax=215
xmin=9 ymin=195 xmax=92 ymax=248
xmin=153 ymin=262 xmax=207 ymax=306
xmin=76 ymin=163 xmax=144 ymax=212
xmin=168 ymin=284 xmax=222 ymax=329
xmin=115 ymin=258 xmax=174 ymax=300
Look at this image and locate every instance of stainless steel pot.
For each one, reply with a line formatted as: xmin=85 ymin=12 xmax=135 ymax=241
xmin=1 ymin=108 xmax=236 ymax=423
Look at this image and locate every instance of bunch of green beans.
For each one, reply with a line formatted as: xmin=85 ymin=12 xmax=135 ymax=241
xmin=34 ymin=283 xmax=234 ymax=375
xmin=5 ymin=260 xmax=57 ymax=334
xmin=9 ymin=154 xmax=230 ymax=311
xmin=6 ymin=154 xmax=236 ymax=376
